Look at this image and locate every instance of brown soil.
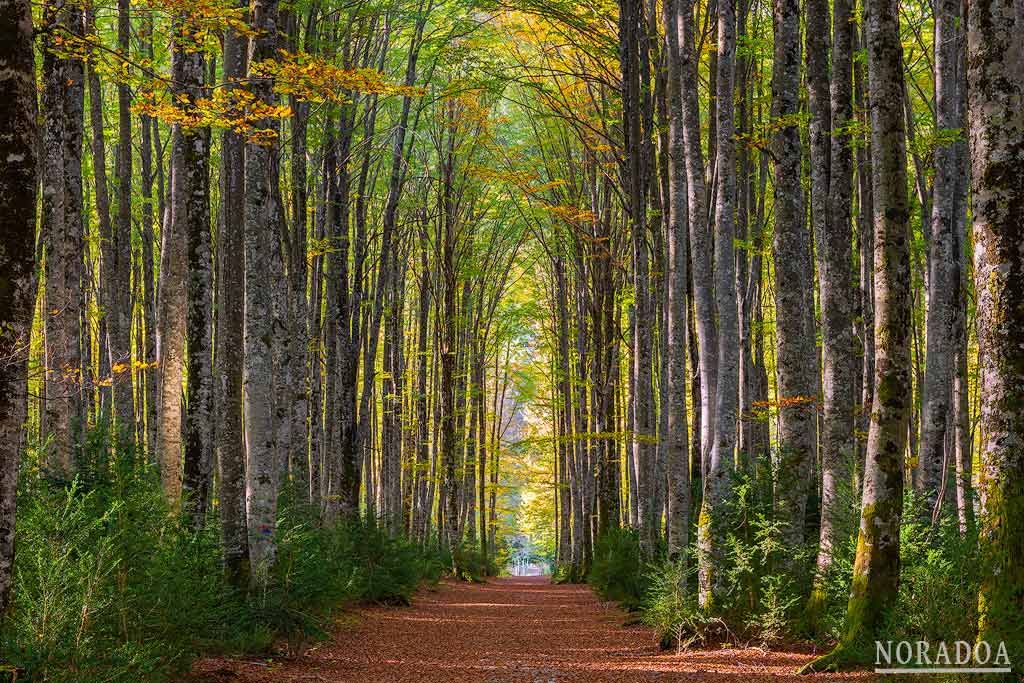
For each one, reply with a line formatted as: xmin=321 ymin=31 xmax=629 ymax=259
xmin=187 ymin=575 xmax=877 ymax=682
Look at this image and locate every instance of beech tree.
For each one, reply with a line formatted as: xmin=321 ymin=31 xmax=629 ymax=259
xmin=968 ymin=0 xmax=1024 ymax=661
xmin=804 ymin=0 xmax=912 ymax=665
xmin=2 ymin=0 xmax=1022 ymax=673
xmin=0 ymin=0 xmax=38 ymax=614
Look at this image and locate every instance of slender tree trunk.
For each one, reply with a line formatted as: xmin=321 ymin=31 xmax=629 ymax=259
xmin=183 ymin=49 xmax=214 ymax=522
xmin=854 ymin=21 xmax=875 ymax=489
xmin=619 ymin=0 xmax=657 ymax=555
xmin=216 ymin=12 xmax=249 ymax=585
xmin=698 ymin=0 xmax=737 ymax=609
xmin=244 ymin=0 xmax=286 ymax=575
xmin=951 ymin=55 xmax=973 ymax=535
xmin=680 ymin=0 xmax=716 ymax=467
xmin=810 ymin=0 xmax=856 ymax=619
xmin=771 ymin=0 xmax=816 ymax=551
xmin=85 ymin=6 xmax=116 ymax=425
xmin=139 ymin=24 xmax=159 ymax=454
xmin=0 ymin=0 xmax=38 ymax=613
xmin=43 ymin=3 xmax=86 ymax=477
xmin=916 ymin=0 xmax=963 ymax=524
xmin=663 ymin=0 xmax=691 ymax=564
xmin=112 ymin=0 xmax=133 ymax=435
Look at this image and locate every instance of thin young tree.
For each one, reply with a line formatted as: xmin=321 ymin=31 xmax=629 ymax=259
xmin=697 ymin=0 xmax=738 ymax=609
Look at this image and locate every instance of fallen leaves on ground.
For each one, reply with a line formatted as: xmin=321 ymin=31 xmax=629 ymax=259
xmin=187 ymin=576 xmax=877 ymax=682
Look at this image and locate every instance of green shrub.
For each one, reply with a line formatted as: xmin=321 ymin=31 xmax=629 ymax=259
xmin=888 ymin=506 xmax=980 ymax=645
xmin=451 ymin=544 xmax=489 ymax=583
xmin=0 ymin=435 xmax=447 ymax=682
xmin=642 ymin=559 xmax=719 ymax=650
xmin=589 ymin=527 xmax=648 ymax=610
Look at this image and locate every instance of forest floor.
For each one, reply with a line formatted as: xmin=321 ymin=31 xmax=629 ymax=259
xmin=187 ymin=576 xmax=876 ymax=682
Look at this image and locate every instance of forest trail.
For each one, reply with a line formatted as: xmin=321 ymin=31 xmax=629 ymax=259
xmin=188 ymin=576 xmax=874 ymax=682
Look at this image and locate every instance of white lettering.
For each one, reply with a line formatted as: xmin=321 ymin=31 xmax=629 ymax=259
xmin=876 ymin=641 xmax=893 ymax=666
xmin=994 ymin=641 xmax=1011 ymax=667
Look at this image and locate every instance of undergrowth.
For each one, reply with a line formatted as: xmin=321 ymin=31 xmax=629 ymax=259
xmin=587 ymin=468 xmax=982 ymax=665
xmin=0 ymin=436 xmax=448 ymax=682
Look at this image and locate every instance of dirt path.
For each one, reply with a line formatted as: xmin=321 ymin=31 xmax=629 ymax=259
xmin=189 ymin=576 xmax=874 ymax=682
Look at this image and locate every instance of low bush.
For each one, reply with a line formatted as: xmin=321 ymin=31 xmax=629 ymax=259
xmin=450 ymin=544 xmax=490 ymax=583
xmin=588 ymin=527 xmax=648 ymax=610
xmin=597 ymin=471 xmax=979 ymax=660
xmin=0 ymin=441 xmax=447 ymax=682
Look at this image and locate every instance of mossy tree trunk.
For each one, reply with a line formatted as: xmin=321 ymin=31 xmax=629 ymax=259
xmin=968 ymin=0 xmax=1024 ymax=666
xmin=804 ymin=0 xmax=911 ymax=667
xmin=809 ymin=0 xmax=857 ymax=624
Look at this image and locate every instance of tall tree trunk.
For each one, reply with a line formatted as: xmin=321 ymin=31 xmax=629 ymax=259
xmin=663 ymin=0 xmax=691 ymax=564
xmin=139 ymin=20 xmax=159 ymax=454
xmin=111 ymin=0 xmax=133 ymax=435
xmin=157 ymin=20 xmax=206 ymax=506
xmin=804 ymin=0 xmax=911 ymax=665
xmin=85 ymin=6 xmax=116 ymax=425
xmin=969 ymin=0 xmax=1024 ymax=661
xmin=619 ymin=0 xmax=656 ymax=555
xmin=771 ymin=0 xmax=816 ymax=551
xmin=183 ymin=50 xmax=214 ymax=522
xmin=413 ymin=221 xmax=431 ymax=541
xmin=215 ymin=11 xmax=249 ymax=584
xmin=680 ymin=0 xmax=716 ymax=468
xmin=951 ymin=52 xmax=973 ymax=536
xmin=698 ymin=0 xmax=737 ymax=609
xmin=916 ymin=0 xmax=963 ymax=524
xmin=43 ymin=3 xmax=86 ymax=477
xmin=0 ymin=0 xmax=38 ymax=613
xmin=244 ymin=0 xmax=286 ymax=575
xmin=854 ymin=21 xmax=875 ymax=489
xmin=810 ymin=0 xmax=856 ymax=620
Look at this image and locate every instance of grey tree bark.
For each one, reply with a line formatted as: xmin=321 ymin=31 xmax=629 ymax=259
xmin=42 ymin=3 xmax=86 ymax=477
xmin=698 ymin=0 xmax=737 ymax=609
xmin=245 ymin=0 xmax=286 ymax=574
xmin=679 ymin=0 xmax=716 ymax=468
xmin=810 ymin=0 xmax=857 ymax=614
xmin=664 ymin=0 xmax=690 ymax=563
xmin=216 ymin=11 xmax=249 ymax=584
xmin=804 ymin=0 xmax=912 ymax=665
xmin=182 ymin=45 xmax=214 ymax=522
xmin=967 ymin=0 xmax=1024 ymax=659
xmin=0 ymin=0 xmax=38 ymax=614
xmin=770 ymin=0 xmax=816 ymax=550
xmin=112 ymin=0 xmax=133 ymax=434
xmin=916 ymin=0 xmax=964 ymax=524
